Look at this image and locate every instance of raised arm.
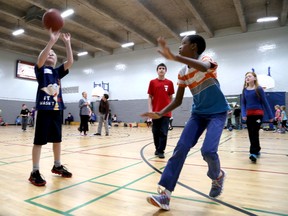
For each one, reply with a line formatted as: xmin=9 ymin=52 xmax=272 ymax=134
xmin=157 ymin=37 xmax=210 ymax=72
xmin=61 ymin=33 xmax=74 ymax=70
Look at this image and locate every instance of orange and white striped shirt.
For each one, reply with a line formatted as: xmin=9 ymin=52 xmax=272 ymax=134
xmin=177 ymin=56 xmax=230 ymax=114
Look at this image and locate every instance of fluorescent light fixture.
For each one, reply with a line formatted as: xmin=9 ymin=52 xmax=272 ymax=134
xmin=180 ymin=30 xmax=196 ymax=37
xmin=258 ymin=43 xmax=276 ymax=52
xmin=12 ymin=28 xmax=24 ymax=36
xmin=121 ymin=42 xmax=134 ymax=48
xmin=77 ymin=51 xmax=88 ymax=56
xmin=257 ymin=16 xmax=278 ymax=23
xmin=61 ymin=9 xmax=74 ymax=18
xmin=114 ymin=63 xmax=127 ymax=71
xmin=225 ymin=96 xmax=238 ymax=99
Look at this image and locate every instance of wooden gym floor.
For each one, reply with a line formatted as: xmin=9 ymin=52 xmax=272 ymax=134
xmin=0 ymin=124 xmax=287 ymax=216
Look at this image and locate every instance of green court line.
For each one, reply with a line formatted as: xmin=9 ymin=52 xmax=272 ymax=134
xmin=24 ymin=136 xmax=285 ymax=216
xmin=23 ymin=137 xmax=232 ymax=215
xmin=25 ymin=200 xmax=73 ymax=216
xmin=65 ymin=169 xmax=218 ymax=214
xmin=243 ymin=207 xmax=288 ymax=216
xmin=91 ymin=181 xmax=218 ymax=205
xmin=25 ymin=161 xmax=143 ymax=201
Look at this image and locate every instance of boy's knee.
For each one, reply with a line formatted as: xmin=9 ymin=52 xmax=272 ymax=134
xmin=201 ymin=151 xmax=218 ymax=161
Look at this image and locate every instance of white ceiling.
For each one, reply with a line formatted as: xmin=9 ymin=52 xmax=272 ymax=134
xmin=0 ymin=0 xmax=287 ymax=62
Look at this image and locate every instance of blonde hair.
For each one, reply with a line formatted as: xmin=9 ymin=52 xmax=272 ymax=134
xmin=243 ymin=72 xmax=261 ymax=98
xmin=274 ymin=105 xmax=280 ymax=109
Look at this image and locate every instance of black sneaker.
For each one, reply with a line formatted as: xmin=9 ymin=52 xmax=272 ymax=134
xmin=51 ymin=165 xmax=72 ymax=178
xmin=154 ymin=150 xmax=159 ymax=156
xmin=94 ymin=133 xmax=101 ymax=136
xmin=249 ymin=154 xmax=257 ymax=163
xmin=29 ymin=170 xmax=46 ymax=186
xmin=158 ymin=153 xmax=165 ymax=159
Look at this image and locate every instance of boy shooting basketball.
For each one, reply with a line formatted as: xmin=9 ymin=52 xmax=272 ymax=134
xmin=29 ymin=30 xmax=73 ymax=186
xmin=142 ymin=35 xmax=230 ymax=210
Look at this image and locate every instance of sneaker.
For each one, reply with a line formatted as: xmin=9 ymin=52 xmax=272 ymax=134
xmin=29 ymin=170 xmax=46 ymax=186
xmin=158 ymin=153 xmax=165 ymax=159
xmin=105 ymin=133 xmax=109 ymax=136
xmin=94 ymin=133 xmax=101 ymax=136
xmin=209 ymin=170 xmax=226 ymax=198
xmin=51 ymin=165 xmax=72 ymax=178
xmin=154 ymin=150 xmax=159 ymax=156
xmin=249 ymin=154 xmax=257 ymax=162
xmin=147 ymin=191 xmax=170 ymax=211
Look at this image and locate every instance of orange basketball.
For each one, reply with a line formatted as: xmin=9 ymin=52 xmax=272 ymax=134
xmin=42 ymin=9 xmax=64 ymax=32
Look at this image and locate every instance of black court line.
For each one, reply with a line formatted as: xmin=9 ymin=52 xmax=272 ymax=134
xmin=140 ymin=142 xmax=257 ymax=216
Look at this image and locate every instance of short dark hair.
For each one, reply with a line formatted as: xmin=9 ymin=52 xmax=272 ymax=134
xmin=187 ymin=35 xmax=206 ymax=55
xmin=156 ymin=63 xmax=167 ymax=71
xmin=104 ymin=94 xmax=109 ymax=99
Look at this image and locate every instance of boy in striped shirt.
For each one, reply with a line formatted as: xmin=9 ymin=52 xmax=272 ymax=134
xmin=142 ymin=35 xmax=230 ymax=210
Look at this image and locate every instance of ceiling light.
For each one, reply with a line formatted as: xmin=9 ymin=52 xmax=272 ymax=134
xmin=180 ymin=30 xmax=196 ymax=37
xmin=257 ymin=1 xmax=278 ymax=23
xmin=121 ymin=31 xmax=134 ymax=48
xmin=257 ymin=16 xmax=278 ymax=23
xmin=61 ymin=9 xmax=74 ymax=18
xmin=12 ymin=19 xmax=24 ymax=36
xmin=114 ymin=63 xmax=127 ymax=71
xmin=77 ymin=51 xmax=88 ymax=56
xmin=180 ymin=18 xmax=196 ymax=37
xmin=121 ymin=42 xmax=134 ymax=48
xmin=12 ymin=28 xmax=24 ymax=36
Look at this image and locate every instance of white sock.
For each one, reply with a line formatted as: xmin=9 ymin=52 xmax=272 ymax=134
xmin=164 ymin=189 xmax=172 ymax=198
xmin=54 ymin=161 xmax=61 ymax=167
xmin=32 ymin=165 xmax=39 ymax=172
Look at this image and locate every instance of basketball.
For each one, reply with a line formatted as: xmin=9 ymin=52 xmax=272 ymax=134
xmin=42 ymin=9 xmax=64 ymax=32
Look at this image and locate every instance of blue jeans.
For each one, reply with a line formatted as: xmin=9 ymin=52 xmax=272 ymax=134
xmin=158 ymin=112 xmax=227 ymax=192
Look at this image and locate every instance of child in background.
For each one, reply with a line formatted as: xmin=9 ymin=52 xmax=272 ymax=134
xmin=280 ymin=105 xmax=287 ymax=133
xmin=241 ymin=72 xmax=273 ymax=163
xmin=20 ymin=104 xmax=30 ymax=131
xmin=273 ymin=105 xmax=281 ymax=133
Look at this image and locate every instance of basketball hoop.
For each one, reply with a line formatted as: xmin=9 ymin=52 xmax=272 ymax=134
xmin=91 ymin=86 xmax=104 ymax=101
xmin=257 ymin=74 xmax=275 ymax=89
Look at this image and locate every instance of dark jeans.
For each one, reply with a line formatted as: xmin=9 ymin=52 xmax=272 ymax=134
xmin=152 ymin=116 xmax=170 ymax=154
xmin=246 ymin=115 xmax=263 ymax=154
xmin=80 ymin=115 xmax=90 ymax=133
xmin=22 ymin=117 xmax=28 ymax=130
xmin=235 ymin=116 xmax=242 ymax=129
xmin=65 ymin=119 xmax=73 ymax=125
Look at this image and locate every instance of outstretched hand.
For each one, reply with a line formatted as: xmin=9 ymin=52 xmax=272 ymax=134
xmin=49 ymin=29 xmax=61 ymax=43
xmin=61 ymin=33 xmax=71 ymax=43
xmin=141 ymin=112 xmax=161 ymax=119
xmin=157 ymin=37 xmax=176 ymax=60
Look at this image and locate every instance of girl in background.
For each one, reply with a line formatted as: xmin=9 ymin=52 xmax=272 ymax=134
xmin=241 ymin=72 xmax=273 ymax=163
xmin=273 ymin=105 xmax=281 ymax=133
xmin=280 ymin=105 xmax=287 ymax=133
